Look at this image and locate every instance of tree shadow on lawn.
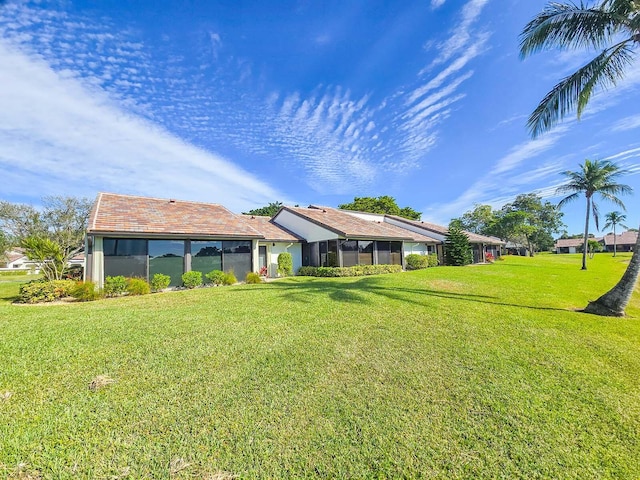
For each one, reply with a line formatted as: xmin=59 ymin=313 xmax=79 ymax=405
xmin=242 ymin=276 xmax=568 ymax=313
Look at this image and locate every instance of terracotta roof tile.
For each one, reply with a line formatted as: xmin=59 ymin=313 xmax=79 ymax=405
xmin=88 ymin=193 xmax=262 ymax=238
xmin=601 ymin=231 xmax=638 ymax=246
xmin=386 ymin=215 xmax=505 ymax=245
xmin=283 ymin=206 xmax=438 ymax=242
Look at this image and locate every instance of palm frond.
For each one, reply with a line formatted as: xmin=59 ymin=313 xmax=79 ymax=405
xmin=598 ymin=191 xmax=629 ymax=209
xmin=592 ymin=200 xmax=601 ymax=230
xmin=557 ymin=191 xmax=581 ymax=208
xmin=520 ymin=2 xmax=632 ymax=58
xmin=527 ymin=42 xmax=635 ymax=137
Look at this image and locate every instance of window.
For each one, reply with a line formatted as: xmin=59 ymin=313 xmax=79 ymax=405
xmin=390 ymin=242 xmax=402 ymax=265
xmin=191 ymin=241 xmax=222 ymax=278
xmin=377 ymin=241 xmax=391 ymax=264
xmin=149 ymin=240 xmax=184 ymax=286
xmin=327 ymin=241 xmax=339 ymax=267
xmin=223 ymin=241 xmax=252 ymax=279
xmin=103 ymin=238 xmax=147 ymax=279
xmin=358 ymin=240 xmax=373 ymax=265
xmin=341 ymin=240 xmax=358 ymax=267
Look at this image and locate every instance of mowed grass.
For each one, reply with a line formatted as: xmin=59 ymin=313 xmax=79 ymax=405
xmin=0 ymin=254 xmax=639 ymax=479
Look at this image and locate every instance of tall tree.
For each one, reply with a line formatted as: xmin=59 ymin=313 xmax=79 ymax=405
xmin=521 ymin=0 xmax=640 ymax=315
xmin=243 ymin=202 xmax=284 ymax=217
xmin=454 ymin=204 xmax=496 ymax=235
xmin=338 ymin=196 xmax=421 ymax=220
xmin=520 ymin=0 xmax=640 ymax=137
xmin=0 ymin=196 xmax=92 ymax=280
xmin=444 ymin=223 xmax=473 ymax=266
xmin=556 ymin=159 xmax=631 ymax=269
xmin=602 ymin=211 xmax=629 ymax=256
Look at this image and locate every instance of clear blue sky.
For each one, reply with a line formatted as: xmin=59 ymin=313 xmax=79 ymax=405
xmin=1 ymin=0 xmax=638 ymax=235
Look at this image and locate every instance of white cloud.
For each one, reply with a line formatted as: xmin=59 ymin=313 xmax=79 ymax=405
xmin=0 ymin=40 xmax=285 ymax=211
xmin=431 ymin=0 xmax=446 ymax=9
xmin=611 ymin=115 xmax=640 ymax=132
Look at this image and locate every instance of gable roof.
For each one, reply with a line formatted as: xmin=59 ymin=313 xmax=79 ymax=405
xmin=280 ymin=206 xmax=438 ymax=242
xmin=242 ymin=215 xmax=303 ymax=242
xmin=554 ymin=238 xmax=585 ymax=248
xmin=601 ymin=231 xmax=638 ymax=246
xmin=386 ymin=215 xmax=505 ymax=245
xmin=88 ymin=193 xmax=262 ymax=238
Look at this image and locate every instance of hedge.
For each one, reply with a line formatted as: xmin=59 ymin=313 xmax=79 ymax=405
xmin=297 ymin=264 xmax=402 ymax=277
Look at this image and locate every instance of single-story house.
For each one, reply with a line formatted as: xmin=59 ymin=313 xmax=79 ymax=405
xmin=380 ymin=215 xmax=504 ymax=264
xmin=554 ymin=238 xmax=589 ymax=254
xmin=600 ymin=231 xmax=638 ymax=253
xmin=272 ymin=205 xmax=439 ymax=268
xmin=0 ymin=248 xmax=40 ymax=272
xmin=85 ymin=193 xmax=510 ymax=286
xmin=86 ymin=193 xmax=265 ymax=288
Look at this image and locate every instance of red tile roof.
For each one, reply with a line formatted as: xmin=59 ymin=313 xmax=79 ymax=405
xmin=386 ymin=215 xmax=505 ymax=245
xmin=281 ymin=206 xmax=438 ymax=242
xmin=242 ymin=215 xmax=303 ymax=242
xmin=601 ymin=231 xmax=638 ymax=246
xmin=88 ymin=193 xmax=262 ymax=238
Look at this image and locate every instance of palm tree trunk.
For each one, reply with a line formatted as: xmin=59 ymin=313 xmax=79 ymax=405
xmin=584 ymin=225 xmax=640 ymax=317
xmin=613 ymin=224 xmax=617 ymax=257
xmin=582 ymin=196 xmax=590 ymax=270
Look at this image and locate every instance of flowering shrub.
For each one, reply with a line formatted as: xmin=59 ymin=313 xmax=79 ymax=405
xmin=259 ymin=266 xmax=268 ymax=276
xmin=485 ymin=252 xmax=495 ymax=263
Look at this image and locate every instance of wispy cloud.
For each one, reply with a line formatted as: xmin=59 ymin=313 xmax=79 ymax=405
xmin=611 ymin=114 xmax=640 ymax=132
xmin=0 ymin=38 xmax=284 ymax=211
xmin=430 ymin=0 xmax=446 ymax=9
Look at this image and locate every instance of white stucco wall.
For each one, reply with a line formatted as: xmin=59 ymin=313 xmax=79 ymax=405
xmin=384 ymin=217 xmax=446 ymax=242
xmin=342 ymin=210 xmax=386 ymax=222
xmin=265 ymin=242 xmax=302 ymax=277
xmin=273 ymin=210 xmax=338 ymax=243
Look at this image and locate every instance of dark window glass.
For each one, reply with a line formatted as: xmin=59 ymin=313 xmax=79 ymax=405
xmin=358 ymin=241 xmax=373 ymax=265
xmin=149 ymin=240 xmax=184 ymax=286
xmin=104 ymin=238 xmax=147 ymax=279
xmin=341 ymin=240 xmax=358 ymax=267
xmin=391 ymin=241 xmax=403 ymax=265
xmin=191 ymin=241 xmax=222 ymax=278
xmin=223 ymin=241 xmax=252 ymax=279
xmin=377 ymin=241 xmax=391 ymax=264
xmin=327 ymin=241 xmax=339 ymax=267
xmin=319 ymin=241 xmax=328 ymax=267
xmin=302 ymin=243 xmax=311 ymax=267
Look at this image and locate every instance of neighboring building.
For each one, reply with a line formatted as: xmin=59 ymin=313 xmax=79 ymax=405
xmin=380 ymin=215 xmax=504 ymax=264
xmin=272 ymin=205 xmax=439 ymax=268
xmin=600 ymin=231 xmax=638 ymax=253
xmin=0 ymin=248 xmax=40 ymax=272
xmin=554 ymin=238 xmax=586 ymax=254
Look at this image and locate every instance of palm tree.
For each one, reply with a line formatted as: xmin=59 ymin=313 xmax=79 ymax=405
xmin=521 ymin=0 xmax=640 ymax=316
xmin=603 ymin=211 xmax=629 ymax=256
xmin=556 ymin=159 xmax=631 ymax=270
xmin=520 ymin=0 xmax=640 ymax=138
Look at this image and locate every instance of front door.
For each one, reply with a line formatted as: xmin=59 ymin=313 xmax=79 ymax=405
xmin=258 ymin=246 xmax=267 ymax=275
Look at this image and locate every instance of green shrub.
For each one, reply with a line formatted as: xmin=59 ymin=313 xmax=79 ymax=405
xmin=104 ymin=275 xmax=127 ymax=297
xmin=245 ymin=272 xmax=262 ymax=284
xmin=182 ymin=270 xmax=202 ymax=289
xmin=277 ymin=252 xmax=293 ymax=277
xmin=444 ymin=224 xmax=473 ymax=266
xmin=126 ymin=277 xmax=150 ymax=296
xmin=150 ymin=273 xmax=171 ymax=292
xmin=70 ymin=281 xmax=102 ymax=302
xmin=206 ymin=269 xmax=226 ymax=286
xmin=427 ymin=254 xmax=439 ymax=267
xmin=297 ymin=264 xmax=402 ymax=277
xmin=18 ymin=279 xmax=76 ymax=303
xmin=223 ymin=270 xmax=237 ymax=285
xmin=405 ymin=254 xmax=429 ymax=270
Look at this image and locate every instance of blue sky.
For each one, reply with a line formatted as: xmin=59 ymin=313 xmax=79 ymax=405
xmin=1 ymin=0 xmax=638 ymax=235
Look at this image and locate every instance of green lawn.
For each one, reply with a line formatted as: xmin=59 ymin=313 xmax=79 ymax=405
xmin=1 ymin=254 xmax=639 ymax=479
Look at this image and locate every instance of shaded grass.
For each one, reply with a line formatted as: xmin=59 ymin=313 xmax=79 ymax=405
xmin=0 ymin=254 xmax=639 ymax=478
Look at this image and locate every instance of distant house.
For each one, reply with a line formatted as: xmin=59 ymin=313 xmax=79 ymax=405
xmin=554 ymin=238 xmax=585 ymax=254
xmin=600 ymin=231 xmax=638 ymax=253
xmin=0 ymin=248 xmax=40 ymax=272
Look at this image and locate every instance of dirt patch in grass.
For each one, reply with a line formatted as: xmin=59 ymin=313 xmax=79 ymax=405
xmin=88 ymin=374 xmax=115 ymax=391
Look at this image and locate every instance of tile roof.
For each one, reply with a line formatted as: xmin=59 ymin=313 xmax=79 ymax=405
xmin=282 ymin=206 xmax=438 ymax=242
xmin=88 ymin=193 xmax=262 ymax=238
xmin=554 ymin=238 xmax=586 ymax=248
xmin=601 ymin=231 xmax=638 ymax=246
xmin=242 ymin=215 xmax=303 ymax=242
xmin=386 ymin=215 xmax=505 ymax=245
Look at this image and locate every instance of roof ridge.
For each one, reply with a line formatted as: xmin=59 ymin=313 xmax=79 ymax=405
xmin=99 ymin=192 xmax=227 ymax=208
